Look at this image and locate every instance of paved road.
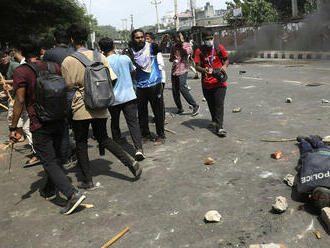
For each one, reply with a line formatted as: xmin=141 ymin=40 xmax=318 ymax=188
xmin=1 ymin=59 xmax=330 ymax=248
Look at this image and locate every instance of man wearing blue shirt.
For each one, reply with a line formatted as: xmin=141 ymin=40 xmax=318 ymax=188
xmin=99 ymin=37 xmax=145 ymax=161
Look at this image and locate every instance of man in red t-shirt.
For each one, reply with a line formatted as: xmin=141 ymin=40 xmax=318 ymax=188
xmin=194 ymin=30 xmax=230 ymax=137
xmin=10 ymin=37 xmax=85 ymax=215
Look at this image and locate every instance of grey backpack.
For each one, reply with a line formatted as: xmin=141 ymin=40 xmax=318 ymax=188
xmin=70 ymin=50 xmax=115 ymax=110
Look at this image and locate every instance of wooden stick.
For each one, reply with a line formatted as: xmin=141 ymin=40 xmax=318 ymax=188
xmin=0 ymin=103 xmax=8 ymax=110
xmin=100 ymin=227 xmax=130 ymax=248
xmin=261 ymin=138 xmax=296 ymax=142
xmin=165 ymin=127 xmax=176 ymax=134
xmin=0 ymin=72 xmax=13 ymax=103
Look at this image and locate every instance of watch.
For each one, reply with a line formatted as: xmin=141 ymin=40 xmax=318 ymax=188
xmin=9 ymin=126 xmax=17 ymax=132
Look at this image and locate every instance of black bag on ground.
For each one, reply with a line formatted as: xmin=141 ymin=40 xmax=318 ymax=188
xmin=296 ymin=151 xmax=330 ymax=193
xmin=70 ymin=50 xmax=115 ymax=110
xmin=26 ymin=62 xmax=67 ymax=122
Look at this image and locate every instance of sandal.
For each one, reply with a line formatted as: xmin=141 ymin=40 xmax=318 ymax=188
xmin=24 ymin=156 xmax=41 ymax=168
xmin=312 ymin=187 xmax=330 ymax=209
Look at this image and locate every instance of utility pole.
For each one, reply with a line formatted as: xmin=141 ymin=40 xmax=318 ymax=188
xmin=291 ymin=0 xmax=298 ymax=18
xmin=89 ymin=0 xmax=95 ymax=49
xmin=174 ymin=0 xmax=179 ymax=31
xmin=190 ymin=0 xmax=196 ymax=26
xmin=130 ymin=14 xmax=134 ymax=32
xmin=151 ymin=0 xmax=161 ymax=33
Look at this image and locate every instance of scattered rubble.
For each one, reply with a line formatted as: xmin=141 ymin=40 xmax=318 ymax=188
xmin=232 ymin=107 xmax=241 ymax=113
xmin=249 ymin=244 xmax=287 ymax=248
xmin=204 ymin=210 xmax=221 ymax=222
xmin=321 ymin=207 xmax=330 ymax=231
xmin=313 ymin=229 xmax=322 ymax=239
xmin=272 ymin=196 xmax=288 ymax=213
xmin=204 ymin=157 xmax=215 ymax=165
xmin=285 ymin=97 xmax=293 ymax=103
xmin=321 ymin=99 xmax=329 ymax=104
xmin=271 ymin=151 xmax=283 ymax=160
xmin=283 ymin=174 xmax=295 ymax=187
xmin=202 ymin=97 xmax=206 ymax=102
xmin=239 ymin=70 xmax=246 ymax=75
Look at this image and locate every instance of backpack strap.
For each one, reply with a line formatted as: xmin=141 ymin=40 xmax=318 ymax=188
xmin=93 ymin=50 xmax=101 ymax=63
xmin=199 ymin=44 xmax=225 ymax=67
xmin=24 ymin=62 xmax=40 ymax=76
xmin=47 ymin=62 xmax=57 ymax=74
xmin=70 ymin=51 xmax=93 ymax=67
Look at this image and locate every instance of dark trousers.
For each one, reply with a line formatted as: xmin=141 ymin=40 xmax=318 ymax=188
xmin=109 ymin=99 xmax=142 ymax=151
xmin=171 ymin=72 xmax=197 ymax=110
xmin=32 ymin=121 xmax=75 ymax=199
xmin=72 ymin=118 xmax=134 ymax=183
xmin=136 ymin=83 xmax=165 ymax=138
xmin=203 ymin=86 xmax=227 ymax=131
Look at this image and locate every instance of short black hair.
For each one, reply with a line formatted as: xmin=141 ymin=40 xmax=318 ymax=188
xmin=202 ymin=30 xmax=214 ymax=39
xmin=98 ymin=37 xmax=114 ymax=53
xmin=145 ymin=32 xmax=155 ymax=41
xmin=18 ymin=36 xmax=42 ymax=59
xmin=67 ymin=24 xmax=89 ymax=45
xmin=54 ymin=25 xmax=70 ymax=44
xmin=131 ymin=29 xmax=144 ymax=41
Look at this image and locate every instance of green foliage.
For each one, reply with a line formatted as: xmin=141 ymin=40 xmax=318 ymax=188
xmin=0 ymin=0 xmax=94 ymax=47
xmin=225 ymin=0 xmax=279 ymax=26
xmin=266 ymin=0 xmax=316 ymax=19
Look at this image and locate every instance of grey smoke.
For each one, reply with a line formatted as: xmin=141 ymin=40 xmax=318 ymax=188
xmin=229 ymin=2 xmax=330 ymax=62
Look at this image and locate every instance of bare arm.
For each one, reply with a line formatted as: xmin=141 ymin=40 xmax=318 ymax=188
xmin=195 ymin=62 xmax=207 ymax=74
xmin=11 ymin=87 xmax=25 ymax=128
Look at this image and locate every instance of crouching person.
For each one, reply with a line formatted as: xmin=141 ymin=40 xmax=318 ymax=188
xmin=61 ymin=25 xmax=142 ymax=190
xmin=11 ymin=36 xmax=85 ymax=215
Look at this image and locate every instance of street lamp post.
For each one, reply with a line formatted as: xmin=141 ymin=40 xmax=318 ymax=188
xmin=151 ymin=0 xmax=161 ymax=33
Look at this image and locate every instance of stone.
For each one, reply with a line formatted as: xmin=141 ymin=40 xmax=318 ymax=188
xmin=283 ymin=174 xmax=295 ymax=187
xmin=249 ymin=244 xmax=287 ymax=248
xmin=321 ymin=207 xmax=330 ymax=231
xmin=321 ymin=99 xmax=329 ymax=104
xmin=272 ymin=196 xmax=288 ymax=213
xmin=232 ymin=107 xmax=241 ymax=113
xmin=204 ymin=157 xmax=215 ymax=165
xmin=285 ymin=97 xmax=292 ymax=103
xmin=204 ymin=210 xmax=221 ymax=222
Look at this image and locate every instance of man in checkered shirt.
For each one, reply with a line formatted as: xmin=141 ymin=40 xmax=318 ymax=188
xmin=170 ymin=32 xmax=199 ymax=116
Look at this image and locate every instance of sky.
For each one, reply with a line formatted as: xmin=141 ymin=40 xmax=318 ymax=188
xmin=78 ymin=0 xmax=228 ymax=29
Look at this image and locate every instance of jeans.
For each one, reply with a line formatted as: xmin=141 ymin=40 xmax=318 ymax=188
xmin=171 ymin=72 xmax=198 ymax=110
xmin=136 ymin=83 xmax=165 ymax=138
xmin=109 ymin=99 xmax=143 ymax=151
xmin=32 ymin=121 xmax=75 ymax=198
xmin=203 ymin=86 xmax=227 ymax=131
xmin=72 ymin=118 xmax=134 ymax=183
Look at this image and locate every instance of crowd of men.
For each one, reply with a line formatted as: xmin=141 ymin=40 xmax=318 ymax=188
xmin=0 ymin=24 xmax=230 ymax=214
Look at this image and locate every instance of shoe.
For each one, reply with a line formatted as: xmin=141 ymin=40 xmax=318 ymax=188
xmin=142 ymin=134 xmax=156 ymax=143
xmin=176 ymin=109 xmax=184 ymax=115
xmin=24 ymin=156 xmax=41 ymax=168
xmin=39 ymin=187 xmax=56 ymax=201
xmin=62 ymin=158 xmax=78 ymax=170
xmin=309 ymin=135 xmax=322 ymax=141
xmin=77 ymin=181 xmax=97 ymax=191
xmin=312 ymin=187 xmax=330 ymax=210
xmin=60 ymin=192 xmax=86 ymax=215
xmin=217 ymin=129 xmax=227 ymax=137
xmin=135 ymin=150 xmax=145 ymax=161
xmin=128 ymin=161 xmax=142 ymax=180
xmin=153 ymin=137 xmax=165 ymax=145
xmin=191 ymin=105 xmax=200 ymax=116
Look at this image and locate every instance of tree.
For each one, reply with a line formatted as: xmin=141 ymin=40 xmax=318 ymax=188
xmin=266 ymin=0 xmax=317 ymax=19
xmin=0 ymin=0 xmax=94 ymax=47
xmin=225 ymin=0 xmax=279 ymax=26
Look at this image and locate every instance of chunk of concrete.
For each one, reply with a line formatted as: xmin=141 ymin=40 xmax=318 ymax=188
xmin=283 ymin=174 xmax=295 ymax=187
xmin=204 ymin=210 xmax=221 ymax=222
xmin=249 ymin=244 xmax=287 ymax=248
xmin=321 ymin=207 xmax=330 ymax=231
xmin=272 ymin=196 xmax=288 ymax=213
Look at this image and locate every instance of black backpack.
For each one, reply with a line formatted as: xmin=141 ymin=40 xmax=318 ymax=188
xmin=70 ymin=50 xmax=115 ymax=110
xmin=26 ymin=62 xmax=67 ymax=122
